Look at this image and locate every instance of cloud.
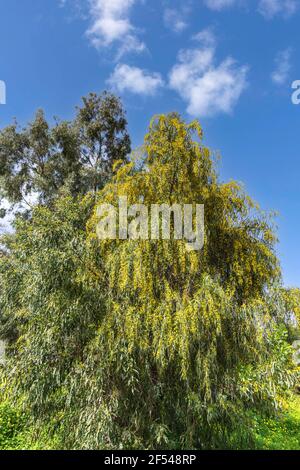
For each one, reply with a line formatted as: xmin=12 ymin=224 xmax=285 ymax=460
xmin=258 ymin=0 xmax=298 ymax=18
xmin=204 ymin=0 xmax=298 ymax=17
xmin=192 ymin=28 xmax=217 ymax=46
xmin=271 ymin=48 xmax=292 ymax=85
xmin=86 ymin=0 xmax=145 ymax=56
xmin=169 ymin=30 xmax=248 ymax=117
xmin=203 ymin=0 xmax=237 ymax=10
xmin=108 ymin=64 xmax=164 ymax=95
xmin=163 ymin=8 xmax=188 ymax=33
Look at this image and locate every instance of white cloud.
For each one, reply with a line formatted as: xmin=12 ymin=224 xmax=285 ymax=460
xmin=86 ymin=0 xmax=145 ymax=56
xmin=169 ymin=30 xmax=248 ymax=117
xmin=203 ymin=0 xmax=237 ymax=10
xmin=271 ymin=48 xmax=292 ymax=84
xmin=192 ymin=28 xmax=216 ymax=46
xmin=258 ymin=0 xmax=298 ymax=18
xmin=163 ymin=8 xmax=188 ymax=33
xmin=204 ymin=0 xmax=299 ymax=17
xmin=108 ymin=64 xmax=164 ymax=95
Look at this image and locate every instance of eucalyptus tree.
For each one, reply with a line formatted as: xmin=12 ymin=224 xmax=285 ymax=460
xmin=0 ymin=92 xmax=131 ymax=217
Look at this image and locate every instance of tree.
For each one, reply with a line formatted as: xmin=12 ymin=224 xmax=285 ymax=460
xmin=0 ymin=114 xmax=297 ymax=449
xmin=0 ymin=92 xmax=131 ymax=217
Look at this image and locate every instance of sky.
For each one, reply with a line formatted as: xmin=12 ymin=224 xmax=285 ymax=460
xmin=0 ymin=0 xmax=300 ymax=287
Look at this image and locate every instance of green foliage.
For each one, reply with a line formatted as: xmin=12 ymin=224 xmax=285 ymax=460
xmin=0 ymin=397 xmax=60 ymax=450
xmin=252 ymin=394 xmax=300 ymax=450
xmin=286 ymin=288 xmax=300 ymax=326
xmin=0 ymin=114 xmax=298 ymax=449
xmin=0 ymin=400 xmax=26 ymax=449
xmin=0 ymin=92 xmax=131 ymax=216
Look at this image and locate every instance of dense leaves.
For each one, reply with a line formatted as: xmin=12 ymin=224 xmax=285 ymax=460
xmin=0 ymin=92 xmax=131 ymax=216
xmin=0 ymin=114 xmax=298 ymax=449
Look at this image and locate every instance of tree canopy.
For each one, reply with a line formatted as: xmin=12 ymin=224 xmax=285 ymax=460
xmin=0 ymin=92 xmax=131 ymax=217
xmin=0 ymin=113 xmax=298 ymax=449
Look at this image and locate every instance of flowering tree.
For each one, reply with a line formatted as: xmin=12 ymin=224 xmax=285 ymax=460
xmin=0 ymin=114 xmax=297 ymax=449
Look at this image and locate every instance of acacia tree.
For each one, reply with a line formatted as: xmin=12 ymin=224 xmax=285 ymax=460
xmin=0 ymin=92 xmax=131 ymax=217
xmin=0 ymin=114 xmax=297 ymax=449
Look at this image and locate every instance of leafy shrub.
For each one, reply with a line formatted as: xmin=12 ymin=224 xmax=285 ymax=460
xmin=0 ymin=400 xmax=26 ymax=449
xmin=252 ymin=394 xmax=300 ymax=450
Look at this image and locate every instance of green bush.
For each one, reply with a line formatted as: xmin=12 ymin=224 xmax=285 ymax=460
xmin=253 ymin=395 xmax=300 ymax=450
xmin=0 ymin=401 xmax=26 ymax=449
xmin=0 ymin=395 xmax=59 ymax=450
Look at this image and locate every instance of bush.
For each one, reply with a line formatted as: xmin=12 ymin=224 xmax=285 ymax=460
xmin=252 ymin=395 xmax=300 ymax=450
xmin=0 ymin=401 xmax=26 ymax=449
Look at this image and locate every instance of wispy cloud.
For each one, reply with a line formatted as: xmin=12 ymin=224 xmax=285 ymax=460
xmin=258 ymin=0 xmax=298 ymax=18
xmin=203 ymin=0 xmax=237 ymax=10
xmin=204 ymin=0 xmax=299 ymax=17
xmin=169 ymin=29 xmax=248 ymax=118
xmin=108 ymin=64 xmax=164 ymax=95
xmin=86 ymin=0 xmax=145 ymax=57
xmin=163 ymin=7 xmax=189 ymax=33
xmin=271 ymin=48 xmax=292 ymax=85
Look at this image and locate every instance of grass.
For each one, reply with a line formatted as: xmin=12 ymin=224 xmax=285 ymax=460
xmin=0 ymin=400 xmax=58 ymax=450
xmin=252 ymin=394 xmax=300 ymax=450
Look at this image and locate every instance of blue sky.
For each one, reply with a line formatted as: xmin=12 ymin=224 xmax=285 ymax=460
xmin=0 ymin=0 xmax=300 ymax=287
